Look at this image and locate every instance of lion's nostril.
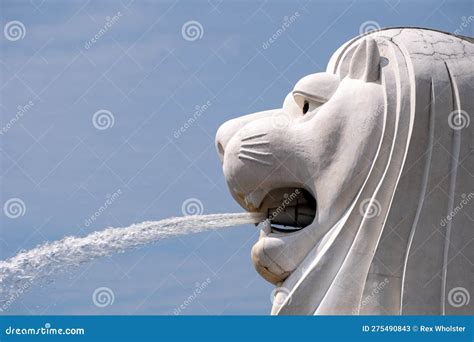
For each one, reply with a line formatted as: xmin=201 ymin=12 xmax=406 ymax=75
xmin=215 ymin=126 xmax=227 ymax=162
xmin=217 ymin=142 xmax=225 ymax=158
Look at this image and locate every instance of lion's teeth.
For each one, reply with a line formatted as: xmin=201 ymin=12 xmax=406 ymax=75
xmin=260 ymin=219 xmax=271 ymax=238
xmin=245 ymin=189 xmax=266 ymax=209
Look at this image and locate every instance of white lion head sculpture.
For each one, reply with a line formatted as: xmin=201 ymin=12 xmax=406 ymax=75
xmin=216 ymin=28 xmax=473 ymax=315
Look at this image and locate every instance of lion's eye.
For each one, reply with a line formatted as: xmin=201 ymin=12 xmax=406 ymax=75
xmin=302 ymin=101 xmax=309 ymax=114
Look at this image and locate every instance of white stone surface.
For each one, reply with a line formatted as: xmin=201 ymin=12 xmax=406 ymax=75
xmin=216 ymin=28 xmax=473 ymax=315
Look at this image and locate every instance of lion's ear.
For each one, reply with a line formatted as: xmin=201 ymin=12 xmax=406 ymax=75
xmin=348 ymin=37 xmax=380 ymax=82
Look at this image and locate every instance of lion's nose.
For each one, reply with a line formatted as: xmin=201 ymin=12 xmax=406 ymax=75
xmin=216 ymin=110 xmax=279 ymax=163
xmin=215 ymin=119 xmax=240 ymax=162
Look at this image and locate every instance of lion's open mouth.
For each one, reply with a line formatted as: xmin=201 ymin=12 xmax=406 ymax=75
xmin=257 ymin=188 xmax=316 ymax=234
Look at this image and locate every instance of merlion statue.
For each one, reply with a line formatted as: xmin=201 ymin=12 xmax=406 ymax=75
xmin=215 ymin=28 xmax=473 ymax=315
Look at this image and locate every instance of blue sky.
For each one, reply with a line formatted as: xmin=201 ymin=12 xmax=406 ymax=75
xmin=1 ymin=0 xmax=472 ymax=315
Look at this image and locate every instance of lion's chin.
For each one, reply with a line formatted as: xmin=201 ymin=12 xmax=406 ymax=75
xmin=251 ymin=230 xmax=290 ymax=284
xmin=251 ymin=219 xmax=319 ymax=285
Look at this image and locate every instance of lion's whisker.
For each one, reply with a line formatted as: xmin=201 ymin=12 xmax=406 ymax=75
xmin=241 ymin=141 xmax=270 ymax=147
xmin=241 ymin=133 xmax=267 ymax=141
xmin=238 ymin=154 xmax=273 ymax=166
xmin=239 ymin=148 xmax=272 ymax=156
